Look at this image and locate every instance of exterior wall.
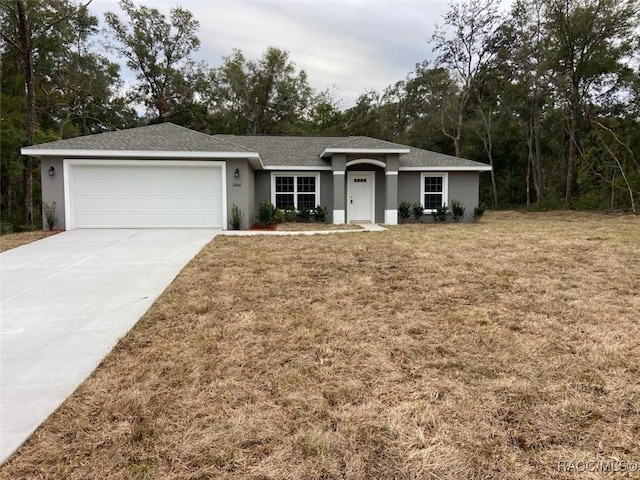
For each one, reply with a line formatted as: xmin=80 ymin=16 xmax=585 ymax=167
xmin=320 ymin=171 xmax=334 ymax=222
xmin=42 ymin=155 xmax=244 ymax=230
xmin=398 ymin=171 xmax=480 ymax=223
xmin=226 ymin=158 xmax=255 ymax=229
xmin=254 ymin=170 xmax=271 ymax=220
xmin=41 ymin=157 xmax=65 ymax=230
xmin=346 ymin=153 xmax=386 ymax=163
xmin=449 ymin=172 xmax=480 ymax=222
xmin=254 ymin=170 xmax=335 ymax=223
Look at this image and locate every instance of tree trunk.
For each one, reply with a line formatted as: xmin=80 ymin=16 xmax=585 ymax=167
xmin=532 ymin=105 xmax=545 ymax=202
xmin=478 ymin=106 xmax=497 ymax=207
xmin=565 ymin=106 xmax=578 ymax=207
xmin=526 ymin=128 xmax=533 ymax=208
xmin=17 ymin=1 xmax=35 ymax=225
xmin=454 ymin=104 xmax=463 ymax=158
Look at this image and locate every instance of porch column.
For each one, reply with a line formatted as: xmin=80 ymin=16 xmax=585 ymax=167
xmin=332 ymin=154 xmax=346 ymax=224
xmin=385 ymin=154 xmax=399 ymax=224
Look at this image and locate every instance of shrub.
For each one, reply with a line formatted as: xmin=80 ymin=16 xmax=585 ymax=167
xmin=451 ymin=200 xmax=466 ymax=222
xmin=297 ymin=208 xmax=311 ymax=223
xmin=412 ymin=203 xmax=424 ymax=222
xmin=433 ymin=203 xmax=449 ymax=222
xmin=398 ymin=201 xmax=412 ymax=223
xmin=257 ymin=201 xmax=277 ymax=227
xmin=274 ymin=209 xmax=285 ymax=224
xmin=313 ymin=205 xmax=328 ymax=222
xmin=228 ymin=204 xmax=244 ymax=230
xmin=474 ymin=203 xmax=487 ymax=220
xmin=284 ymin=206 xmax=297 ymax=222
xmin=43 ymin=202 xmax=58 ymax=230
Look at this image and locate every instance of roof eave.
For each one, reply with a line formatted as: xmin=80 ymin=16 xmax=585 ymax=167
xmin=20 ymin=148 xmax=263 ymax=163
xmin=399 ymin=165 xmax=492 ymax=172
xmin=320 ymin=148 xmax=411 ymax=158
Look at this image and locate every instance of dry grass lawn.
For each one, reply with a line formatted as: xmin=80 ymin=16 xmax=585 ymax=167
xmin=2 ymin=211 xmax=639 ymax=479
xmin=0 ymin=231 xmax=59 ymax=253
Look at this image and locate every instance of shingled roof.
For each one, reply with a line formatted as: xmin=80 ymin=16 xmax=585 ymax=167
xmin=22 ymin=123 xmax=490 ymax=170
xmin=219 ymin=134 xmax=489 ymax=169
xmin=22 ymin=123 xmax=250 ymax=154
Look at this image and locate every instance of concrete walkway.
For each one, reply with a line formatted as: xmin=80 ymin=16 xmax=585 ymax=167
xmin=221 ymin=223 xmax=388 ymax=236
xmin=0 ymin=229 xmax=219 ymax=464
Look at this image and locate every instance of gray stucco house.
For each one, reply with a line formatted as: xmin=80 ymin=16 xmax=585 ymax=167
xmin=22 ymin=123 xmax=491 ymax=230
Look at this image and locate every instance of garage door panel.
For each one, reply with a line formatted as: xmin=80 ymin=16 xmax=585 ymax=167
xmin=69 ymin=162 xmax=224 ymax=228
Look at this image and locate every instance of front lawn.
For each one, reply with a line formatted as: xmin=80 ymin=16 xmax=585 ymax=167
xmin=2 ymin=211 xmax=639 ymax=479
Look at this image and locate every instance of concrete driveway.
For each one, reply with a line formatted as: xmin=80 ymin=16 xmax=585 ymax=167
xmin=0 ymin=229 xmax=219 ymax=464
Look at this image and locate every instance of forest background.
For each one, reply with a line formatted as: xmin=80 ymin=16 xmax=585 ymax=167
xmin=1 ymin=0 xmax=638 ymax=230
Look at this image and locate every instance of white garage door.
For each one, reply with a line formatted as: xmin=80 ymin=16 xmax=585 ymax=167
xmin=67 ymin=160 xmax=225 ymax=228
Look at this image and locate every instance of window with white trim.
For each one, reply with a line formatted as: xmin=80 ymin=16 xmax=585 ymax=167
xmin=420 ymin=173 xmax=448 ymax=212
xmin=272 ymin=173 xmax=320 ymax=210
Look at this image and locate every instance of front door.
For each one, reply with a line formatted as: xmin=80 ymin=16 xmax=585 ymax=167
xmin=347 ymin=172 xmax=375 ymax=223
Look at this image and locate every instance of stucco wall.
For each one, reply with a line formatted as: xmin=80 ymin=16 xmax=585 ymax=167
xmin=254 ymin=170 xmax=334 ymax=222
xmin=398 ymin=171 xmax=480 ymax=223
xmin=41 ymin=157 xmax=66 ymax=230
xmin=320 ymin=171 xmax=333 ymax=222
xmin=226 ymin=158 xmax=255 ymax=229
xmin=449 ymin=172 xmax=480 ymax=222
xmin=42 ymin=156 xmax=249 ymax=230
xmin=254 ymin=171 xmax=271 ymax=221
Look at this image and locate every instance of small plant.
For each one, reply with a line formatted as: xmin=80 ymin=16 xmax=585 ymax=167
xmin=451 ymin=200 xmax=466 ymax=223
xmin=474 ymin=203 xmax=487 ymax=220
xmin=297 ymin=208 xmax=311 ymax=223
xmin=412 ymin=203 xmax=424 ymax=222
xmin=284 ymin=206 xmax=297 ymax=222
xmin=257 ymin=201 xmax=277 ymax=227
xmin=398 ymin=201 xmax=412 ymax=223
xmin=433 ymin=203 xmax=449 ymax=222
xmin=274 ymin=209 xmax=285 ymax=224
xmin=228 ymin=204 xmax=244 ymax=230
xmin=313 ymin=205 xmax=328 ymax=222
xmin=43 ymin=202 xmax=58 ymax=230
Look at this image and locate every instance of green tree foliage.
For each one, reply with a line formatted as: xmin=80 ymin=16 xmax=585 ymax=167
xmin=431 ymin=0 xmax=501 ymax=157
xmin=0 ymin=0 xmax=91 ymax=224
xmin=205 ymin=47 xmax=314 ymax=134
xmin=0 ymin=0 xmax=132 ymax=228
xmin=1 ymin=0 xmax=638 ymax=230
xmin=105 ymin=0 xmax=201 ymax=121
xmin=543 ymin=0 xmax=638 ymax=206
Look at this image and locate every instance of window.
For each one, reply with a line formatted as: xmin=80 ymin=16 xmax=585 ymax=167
xmin=420 ymin=173 xmax=448 ymax=212
xmin=272 ymin=173 xmax=320 ymax=210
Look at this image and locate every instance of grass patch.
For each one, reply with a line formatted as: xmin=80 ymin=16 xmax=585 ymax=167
xmin=2 ymin=211 xmax=639 ymax=479
xmin=0 ymin=231 xmax=59 ymax=253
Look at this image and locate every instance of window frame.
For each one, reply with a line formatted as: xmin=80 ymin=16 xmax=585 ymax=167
xmin=420 ymin=172 xmax=448 ymax=213
xmin=271 ymin=172 xmax=321 ymax=211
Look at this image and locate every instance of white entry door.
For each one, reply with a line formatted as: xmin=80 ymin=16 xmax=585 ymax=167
xmin=347 ymin=172 xmax=375 ymax=223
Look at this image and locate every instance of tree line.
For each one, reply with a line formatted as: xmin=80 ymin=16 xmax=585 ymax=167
xmin=1 ymin=0 xmax=638 ymax=229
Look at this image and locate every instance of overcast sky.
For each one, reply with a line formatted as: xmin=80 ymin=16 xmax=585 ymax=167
xmin=90 ymin=0 xmax=452 ymax=107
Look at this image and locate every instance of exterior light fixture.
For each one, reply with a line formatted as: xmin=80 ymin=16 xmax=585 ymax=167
xmin=234 ymin=168 xmax=240 ymax=178
xmin=48 ymin=166 xmax=55 ymax=176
